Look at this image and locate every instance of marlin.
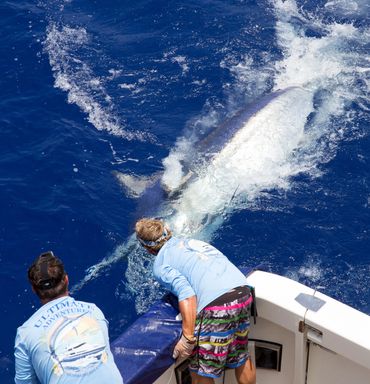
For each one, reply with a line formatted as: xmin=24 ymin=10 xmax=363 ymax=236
xmin=72 ymin=86 xmax=313 ymax=293
xmin=115 ymin=86 xmax=313 ymax=234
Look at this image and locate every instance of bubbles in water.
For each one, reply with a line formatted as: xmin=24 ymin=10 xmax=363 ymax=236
xmin=124 ymin=249 xmax=164 ymax=314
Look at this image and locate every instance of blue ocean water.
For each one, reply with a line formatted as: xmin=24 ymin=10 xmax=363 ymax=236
xmin=1 ymin=0 xmax=369 ymax=381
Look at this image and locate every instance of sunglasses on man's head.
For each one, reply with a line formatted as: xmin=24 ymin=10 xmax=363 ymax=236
xmin=39 ymin=251 xmax=54 ymax=258
xmin=37 ymin=250 xmax=59 ymax=290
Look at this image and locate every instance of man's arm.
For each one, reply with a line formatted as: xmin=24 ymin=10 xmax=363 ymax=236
xmin=14 ymin=331 xmax=39 ymax=384
xmin=173 ymin=295 xmax=197 ymax=359
xmin=178 ymin=295 xmax=197 ymax=340
xmin=153 ymin=264 xmax=198 ymax=358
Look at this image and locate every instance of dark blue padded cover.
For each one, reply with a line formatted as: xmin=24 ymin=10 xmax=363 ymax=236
xmin=111 ymin=267 xmax=255 ymax=383
xmin=111 ymin=293 xmax=181 ymax=384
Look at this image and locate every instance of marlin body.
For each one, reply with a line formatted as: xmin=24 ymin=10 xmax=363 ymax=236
xmin=116 ymin=86 xmax=313 ymax=238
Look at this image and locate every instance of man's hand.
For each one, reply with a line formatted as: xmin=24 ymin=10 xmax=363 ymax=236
xmin=173 ymin=295 xmax=197 ymax=359
xmin=172 ymin=334 xmax=196 ymax=359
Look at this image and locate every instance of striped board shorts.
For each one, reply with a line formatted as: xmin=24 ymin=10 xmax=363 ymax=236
xmin=188 ymin=286 xmax=253 ymax=379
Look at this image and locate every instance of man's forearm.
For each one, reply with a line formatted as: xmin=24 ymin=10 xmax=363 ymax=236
xmin=178 ymin=295 xmax=197 ymax=339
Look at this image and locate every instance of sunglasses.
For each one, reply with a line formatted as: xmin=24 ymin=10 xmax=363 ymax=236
xmin=37 ymin=250 xmax=59 ymax=290
xmin=136 ymin=230 xmax=168 ymax=247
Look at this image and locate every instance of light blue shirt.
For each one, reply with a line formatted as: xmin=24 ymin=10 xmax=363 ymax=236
xmin=14 ymin=296 xmax=123 ymax=384
xmin=153 ymin=237 xmax=248 ymax=312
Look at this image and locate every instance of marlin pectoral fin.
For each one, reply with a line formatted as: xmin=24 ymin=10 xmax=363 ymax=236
xmin=113 ymin=171 xmax=155 ymax=198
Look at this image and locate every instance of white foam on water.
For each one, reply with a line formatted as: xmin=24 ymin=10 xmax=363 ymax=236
xmin=324 ymin=0 xmax=369 ymax=16
xmin=272 ymin=0 xmax=369 ymax=135
xmin=171 ymin=55 xmax=190 ymax=75
xmin=286 ymin=255 xmax=324 ymax=284
xmin=44 ymin=23 xmax=150 ymax=141
xmin=221 ymin=54 xmax=272 ymax=102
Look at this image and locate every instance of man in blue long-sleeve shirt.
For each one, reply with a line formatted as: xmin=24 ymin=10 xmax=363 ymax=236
xmin=14 ymin=251 xmax=123 ymax=384
xmin=135 ymin=218 xmax=256 ymax=384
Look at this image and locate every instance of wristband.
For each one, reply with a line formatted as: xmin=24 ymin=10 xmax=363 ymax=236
xmin=182 ymin=333 xmax=196 ymax=344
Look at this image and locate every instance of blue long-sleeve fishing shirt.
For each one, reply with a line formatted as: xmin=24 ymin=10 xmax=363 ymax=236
xmin=153 ymin=237 xmax=248 ymax=313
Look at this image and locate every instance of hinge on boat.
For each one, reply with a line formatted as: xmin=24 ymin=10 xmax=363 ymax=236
xmin=299 ymin=321 xmax=336 ymax=354
xmin=299 ymin=321 xmax=323 ymax=343
xmin=298 ymin=320 xmax=305 ymax=333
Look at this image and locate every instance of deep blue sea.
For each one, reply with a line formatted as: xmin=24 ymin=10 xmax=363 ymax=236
xmin=1 ymin=0 xmax=369 ymax=382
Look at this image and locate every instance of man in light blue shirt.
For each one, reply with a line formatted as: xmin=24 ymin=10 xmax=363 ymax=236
xmin=14 ymin=251 xmax=123 ymax=384
xmin=135 ymin=218 xmax=256 ymax=384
